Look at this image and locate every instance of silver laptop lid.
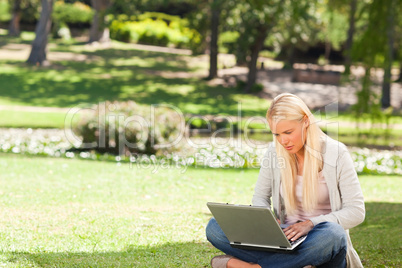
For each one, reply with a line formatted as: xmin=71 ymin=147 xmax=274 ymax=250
xmin=207 ymin=202 xmax=293 ymax=249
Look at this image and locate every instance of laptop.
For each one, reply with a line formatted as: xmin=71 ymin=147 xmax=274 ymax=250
xmin=207 ymin=202 xmax=307 ymax=252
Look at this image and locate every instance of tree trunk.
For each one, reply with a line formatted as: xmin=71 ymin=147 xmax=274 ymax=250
xmin=8 ymin=0 xmax=22 ymax=36
xmin=27 ymin=0 xmax=54 ymax=66
xmin=88 ymin=0 xmax=112 ymax=43
xmin=245 ymin=25 xmax=268 ymax=93
xmin=283 ymin=43 xmax=295 ymax=70
xmin=208 ymin=0 xmax=220 ymax=80
xmin=381 ymin=0 xmax=394 ymax=108
xmin=344 ymin=0 xmax=357 ymax=75
xmin=397 ymin=63 xmax=402 ymax=82
xmin=324 ymin=40 xmax=331 ymax=63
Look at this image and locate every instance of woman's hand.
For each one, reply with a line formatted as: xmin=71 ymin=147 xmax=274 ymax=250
xmin=283 ymin=220 xmax=314 ymax=241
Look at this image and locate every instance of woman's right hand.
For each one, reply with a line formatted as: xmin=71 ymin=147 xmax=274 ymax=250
xmin=283 ymin=220 xmax=314 ymax=241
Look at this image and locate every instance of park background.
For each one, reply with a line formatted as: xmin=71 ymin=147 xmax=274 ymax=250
xmin=0 ymin=0 xmax=401 ymax=267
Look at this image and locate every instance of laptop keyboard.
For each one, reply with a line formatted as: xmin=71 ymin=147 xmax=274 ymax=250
xmin=289 ymin=235 xmax=306 ymax=246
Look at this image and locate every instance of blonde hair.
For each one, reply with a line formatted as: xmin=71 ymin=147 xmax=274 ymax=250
xmin=267 ymin=93 xmax=325 ymax=215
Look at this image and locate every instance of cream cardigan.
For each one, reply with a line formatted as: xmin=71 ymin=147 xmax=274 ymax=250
xmin=252 ymin=136 xmax=365 ymax=268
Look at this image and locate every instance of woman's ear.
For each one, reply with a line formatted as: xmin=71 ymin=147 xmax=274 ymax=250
xmin=303 ymin=116 xmax=310 ymax=127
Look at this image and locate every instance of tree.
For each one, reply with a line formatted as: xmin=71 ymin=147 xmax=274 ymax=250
xmin=88 ymin=0 xmax=113 ymax=43
xmin=272 ymin=0 xmax=318 ymax=69
xmin=207 ymin=0 xmax=222 ymax=79
xmin=381 ymin=0 xmax=396 ymax=108
xmin=27 ymin=0 xmax=54 ymax=66
xmin=344 ymin=0 xmax=357 ymax=75
xmin=397 ymin=64 xmax=402 ymax=82
xmin=8 ymin=0 xmax=22 ymax=36
xmin=225 ymin=1 xmax=284 ymax=92
xmin=350 ymin=0 xmax=401 ymax=113
xmin=245 ymin=23 xmax=269 ymax=93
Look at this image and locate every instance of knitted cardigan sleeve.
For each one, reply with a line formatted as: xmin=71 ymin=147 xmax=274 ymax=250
xmin=310 ymin=143 xmax=365 ymax=230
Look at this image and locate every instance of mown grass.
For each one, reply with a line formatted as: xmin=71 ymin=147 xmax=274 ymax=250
xmin=0 ymin=31 xmax=269 ymax=119
xmin=0 ymin=154 xmax=400 ymax=267
xmin=0 ymin=110 xmax=69 ymax=129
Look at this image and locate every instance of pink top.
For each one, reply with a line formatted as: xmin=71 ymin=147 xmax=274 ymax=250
xmin=281 ymin=172 xmax=332 ymax=225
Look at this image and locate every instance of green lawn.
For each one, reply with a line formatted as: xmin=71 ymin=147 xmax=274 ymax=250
xmin=0 ymin=154 xmax=400 ymax=267
xmin=0 ymin=32 xmax=269 ymax=119
xmin=0 ymin=110 xmax=69 ymax=129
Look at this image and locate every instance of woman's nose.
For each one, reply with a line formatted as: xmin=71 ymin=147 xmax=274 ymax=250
xmin=281 ymin=136 xmax=288 ymax=145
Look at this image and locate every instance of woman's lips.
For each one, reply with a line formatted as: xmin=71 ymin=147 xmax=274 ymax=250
xmin=285 ymin=146 xmax=294 ymax=150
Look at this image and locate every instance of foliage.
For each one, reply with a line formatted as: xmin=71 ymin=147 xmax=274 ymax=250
xmin=218 ymin=31 xmax=239 ymax=54
xmin=351 ymin=0 xmax=388 ymax=67
xmin=74 ymin=101 xmax=186 ymax=156
xmin=266 ymin=0 xmax=319 ymax=64
xmin=51 ymin=1 xmax=93 ymax=39
xmin=109 ymin=0 xmax=196 ymax=17
xmin=350 ymin=0 xmax=399 ymax=124
xmin=315 ymin=1 xmax=349 ymax=50
xmin=53 ymin=1 xmax=93 ymax=26
xmin=6 ymin=0 xmax=41 ymax=24
xmin=0 ymin=0 xmax=10 ymax=22
xmin=351 ymin=69 xmax=380 ymax=119
xmin=109 ymin=12 xmax=201 ymax=49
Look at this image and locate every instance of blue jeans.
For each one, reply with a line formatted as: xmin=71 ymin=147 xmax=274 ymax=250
xmin=206 ymin=218 xmax=347 ymax=268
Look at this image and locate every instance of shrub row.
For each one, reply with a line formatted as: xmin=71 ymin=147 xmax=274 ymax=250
xmin=53 ymin=1 xmax=93 ymax=26
xmin=51 ymin=1 xmax=93 ymax=39
xmin=109 ymin=12 xmax=201 ymax=49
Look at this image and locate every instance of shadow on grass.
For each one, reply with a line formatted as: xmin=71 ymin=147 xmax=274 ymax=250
xmin=351 ymin=202 xmax=401 ymax=267
xmin=0 ymin=34 xmax=33 ymax=47
xmin=0 ymin=55 xmax=265 ymax=116
xmin=3 ymin=242 xmax=216 ymax=267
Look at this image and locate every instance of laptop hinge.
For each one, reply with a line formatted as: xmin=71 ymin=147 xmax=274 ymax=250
xmin=233 ymin=241 xmax=241 ymax=245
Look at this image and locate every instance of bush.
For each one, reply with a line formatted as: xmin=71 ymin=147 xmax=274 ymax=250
xmin=218 ymin=31 xmax=240 ymax=54
xmin=74 ymin=101 xmax=186 ymax=156
xmin=0 ymin=0 xmax=10 ymax=22
xmin=53 ymin=1 xmax=93 ymax=26
xmin=109 ymin=12 xmax=201 ymax=50
xmin=52 ymin=1 xmax=93 ymax=39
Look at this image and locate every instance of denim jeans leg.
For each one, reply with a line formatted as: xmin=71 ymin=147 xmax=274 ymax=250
xmin=206 ymin=218 xmax=347 ymax=268
xmin=257 ymin=222 xmax=347 ymax=268
xmin=206 ymin=217 xmax=268 ymax=264
xmin=310 ymin=222 xmax=347 ymax=268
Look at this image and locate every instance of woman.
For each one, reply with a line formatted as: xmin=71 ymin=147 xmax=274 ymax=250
xmin=206 ymin=93 xmax=365 ymax=268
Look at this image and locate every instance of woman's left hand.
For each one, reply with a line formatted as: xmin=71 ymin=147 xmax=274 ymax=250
xmin=283 ymin=220 xmax=314 ymax=241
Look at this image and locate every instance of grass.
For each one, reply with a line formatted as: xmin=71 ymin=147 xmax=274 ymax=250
xmin=0 ymin=31 xmax=401 ymax=146
xmin=0 ymin=30 xmax=401 ymax=150
xmin=0 ymin=110 xmax=69 ymax=129
xmin=324 ymin=125 xmax=402 ymax=148
xmin=0 ymin=154 xmax=400 ymax=267
xmin=0 ymin=31 xmax=269 ymax=119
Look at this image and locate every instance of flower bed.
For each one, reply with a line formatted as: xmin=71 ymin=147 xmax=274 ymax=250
xmin=0 ymin=128 xmax=400 ymax=175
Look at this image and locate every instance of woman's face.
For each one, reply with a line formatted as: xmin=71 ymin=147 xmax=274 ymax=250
xmin=269 ymin=118 xmax=308 ymax=156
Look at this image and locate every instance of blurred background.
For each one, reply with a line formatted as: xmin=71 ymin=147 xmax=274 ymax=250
xmin=0 ymin=0 xmax=401 ymax=160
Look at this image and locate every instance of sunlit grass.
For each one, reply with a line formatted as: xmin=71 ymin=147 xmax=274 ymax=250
xmin=0 ymin=35 xmax=269 ymax=117
xmin=0 ymin=110 xmax=69 ymax=128
xmin=0 ymin=154 xmax=400 ymax=267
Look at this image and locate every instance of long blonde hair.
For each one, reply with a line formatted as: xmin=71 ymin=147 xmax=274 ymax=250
xmin=267 ymin=93 xmax=325 ymax=215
